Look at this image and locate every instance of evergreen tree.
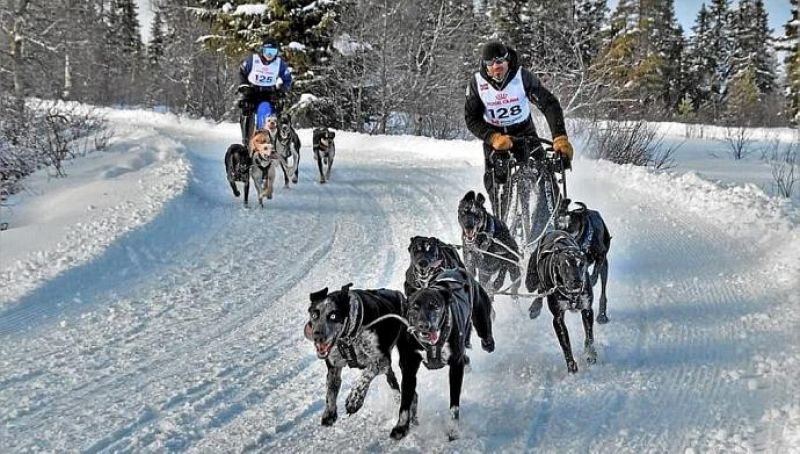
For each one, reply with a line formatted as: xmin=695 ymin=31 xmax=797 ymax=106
xmin=195 ymin=0 xmax=341 ymax=93
xmin=594 ymin=0 xmax=677 ymax=112
xmin=782 ymin=0 xmax=800 ymax=124
xmin=148 ymin=6 xmax=166 ymax=67
xmin=730 ymin=0 xmax=776 ymax=96
xmin=725 ymin=63 xmax=760 ymax=123
xmin=575 ymin=0 xmax=608 ymax=67
xmin=684 ymin=3 xmax=715 ymax=111
xmin=707 ymin=0 xmax=734 ymax=111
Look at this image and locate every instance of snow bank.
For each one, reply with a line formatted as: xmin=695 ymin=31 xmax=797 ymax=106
xmin=0 ymin=111 xmax=192 ymax=307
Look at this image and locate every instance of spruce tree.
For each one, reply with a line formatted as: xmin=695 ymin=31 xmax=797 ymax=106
xmin=684 ymin=3 xmax=715 ymax=111
xmin=730 ymin=0 xmax=776 ymax=96
xmin=782 ymin=0 xmax=800 ymax=124
xmin=575 ymin=0 xmax=608 ymax=67
xmin=707 ymin=0 xmax=734 ymax=111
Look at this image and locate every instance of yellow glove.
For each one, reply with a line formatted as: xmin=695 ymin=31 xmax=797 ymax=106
xmin=552 ymin=135 xmax=574 ymax=160
xmin=489 ymin=133 xmax=513 ymax=151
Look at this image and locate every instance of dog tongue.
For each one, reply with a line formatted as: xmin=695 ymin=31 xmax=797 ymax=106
xmin=428 ymin=331 xmax=439 ymax=344
xmin=304 ymin=322 xmax=313 ymax=340
xmin=316 ymin=342 xmax=331 ymax=355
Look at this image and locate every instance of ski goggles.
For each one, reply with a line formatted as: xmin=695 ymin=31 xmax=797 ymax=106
xmin=261 ymin=46 xmax=279 ymax=58
xmin=483 ymin=53 xmax=508 ymax=66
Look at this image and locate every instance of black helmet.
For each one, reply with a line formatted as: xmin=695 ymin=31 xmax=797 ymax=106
xmin=481 ymin=41 xmax=508 ymax=64
xmin=262 ymin=37 xmax=279 ymax=49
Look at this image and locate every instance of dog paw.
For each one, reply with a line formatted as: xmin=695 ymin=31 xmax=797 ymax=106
xmin=481 ymin=336 xmax=495 ymax=353
xmin=319 ymin=179 xmax=326 ymax=184
xmin=567 ymin=360 xmax=578 ymax=374
xmin=596 ymin=313 xmax=609 ymax=324
xmin=528 ymin=298 xmax=543 ymax=320
xmin=233 ymin=190 xmax=240 ymax=197
xmin=292 ymin=176 xmax=298 ymax=184
xmin=585 ymin=347 xmax=597 ymax=364
xmin=390 ymin=425 xmax=410 ymax=440
xmin=321 ymin=410 xmax=338 ymax=426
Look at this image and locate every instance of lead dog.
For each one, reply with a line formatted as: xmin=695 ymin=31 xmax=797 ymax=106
xmin=392 ymin=268 xmax=495 ymax=441
xmin=224 ymin=143 xmax=251 ymax=205
xmin=249 ymin=129 xmax=277 ymax=207
xmin=304 ymin=283 xmax=407 ymax=426
xmin=312 ymin=127 xmax=336 ymax=183
xmin=458 ymin=191 xmax=521 ymax=298
xmin=525 ymin=230 xmax=596 ymax=373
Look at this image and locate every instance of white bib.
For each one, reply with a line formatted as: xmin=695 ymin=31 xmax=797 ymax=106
xmin=247 ymin=56 xmax=282 ymax=87
xmin=476 ymin=70 xmax=531 ymax=127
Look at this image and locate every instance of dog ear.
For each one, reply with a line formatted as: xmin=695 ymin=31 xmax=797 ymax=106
xmin=409 ymin=236 xmax=420 ymax=252
xmin=476 ymin=192 xmax=486 ymax=206
xmin=340 ymin=282 xmax=353 ymax=294
xmin=464 ymin=190 xmax=475 ymax=201
xmin=310 ymin=287 xmax=329 ymax=302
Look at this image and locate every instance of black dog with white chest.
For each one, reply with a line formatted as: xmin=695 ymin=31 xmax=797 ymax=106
xmin=312 ymin=127 xmax=336 ymax=184
xmin=392 ymin=267 xmax=495 ymax=441
xmin=224 ymin=143 xmax=251 ymax=204
xmin=275 ymin=115 xmax=301 ymax=185
xmin=458 ymin=191 xmax=522 ymax=297
xmin=304 ymin=283 xmax=407 ymax=427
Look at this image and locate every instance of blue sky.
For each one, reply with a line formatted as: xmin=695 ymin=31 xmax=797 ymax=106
xmin=609 ymin=0 xmax=793 ymax=36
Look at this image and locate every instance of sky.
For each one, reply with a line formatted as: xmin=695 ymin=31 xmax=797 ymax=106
xmin=608 ymin=0 xmax=793 ymax=35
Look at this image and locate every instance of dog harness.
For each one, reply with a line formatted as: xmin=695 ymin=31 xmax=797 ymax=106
xmin=536 ymin=232 xmax=587 ymax=303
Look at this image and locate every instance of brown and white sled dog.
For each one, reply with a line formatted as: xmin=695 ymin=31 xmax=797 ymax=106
xmin=248 ymin=129 xmax=277 ymax=207
xmin=304 ymin=284 xmax=408 ymax=427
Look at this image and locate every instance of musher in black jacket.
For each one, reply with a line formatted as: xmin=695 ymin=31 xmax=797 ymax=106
xmin=464 ymin=41 xmax=575 ymax=318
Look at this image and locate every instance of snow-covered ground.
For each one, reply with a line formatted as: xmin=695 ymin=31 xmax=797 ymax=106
xmin=0 ymin=109 xmax=798 ymax=452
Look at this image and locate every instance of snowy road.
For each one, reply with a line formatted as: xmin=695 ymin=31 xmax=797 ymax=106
xmin=1 ymin=112 xmax=798 ymax=452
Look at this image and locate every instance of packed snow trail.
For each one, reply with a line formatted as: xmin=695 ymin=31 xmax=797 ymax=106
xmin=0 ymin=112 xmax=798 ymax=452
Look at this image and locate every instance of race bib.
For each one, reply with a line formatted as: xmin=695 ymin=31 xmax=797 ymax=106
xmin=476 ymin=70 xmax=531 ymax=127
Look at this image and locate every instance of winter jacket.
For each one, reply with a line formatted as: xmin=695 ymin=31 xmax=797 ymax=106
xmin=238 ymin=55 xmax=293 ymax=94
xmin=465 ymin=47 xmax=567 ymax=144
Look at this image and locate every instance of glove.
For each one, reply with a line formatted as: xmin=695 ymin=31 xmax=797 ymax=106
xmin=489 ymin=133 xmax=513 ymax=151
xmin=552 ymin=135 xmax=574 ymax=160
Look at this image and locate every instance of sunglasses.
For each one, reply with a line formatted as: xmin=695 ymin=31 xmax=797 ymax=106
xmin=483 ymin=54 xmax=508 ymax=66
xmin=261 ymin=46 xmax=278 ymax=58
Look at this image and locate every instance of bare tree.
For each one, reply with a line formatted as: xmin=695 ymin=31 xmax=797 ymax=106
xmin=719 ymin=125 xmax=754 ymax=160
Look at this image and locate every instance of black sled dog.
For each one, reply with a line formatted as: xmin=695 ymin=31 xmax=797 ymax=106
xmin=458 ymin=190 xmax=522 ymax=297
xmin=312 ymin=127 xmax=336 ymax=184
xmin=526 ymin=230 xmax=597 ymax=373
xmin=392 ymin=267 xmax=495 ymax=441
xmin=304 ymin=283 xmax=407 ymax=426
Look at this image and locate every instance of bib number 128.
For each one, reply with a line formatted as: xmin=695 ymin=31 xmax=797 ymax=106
xmin=487 ymin=105 xmax=522 ymax=120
